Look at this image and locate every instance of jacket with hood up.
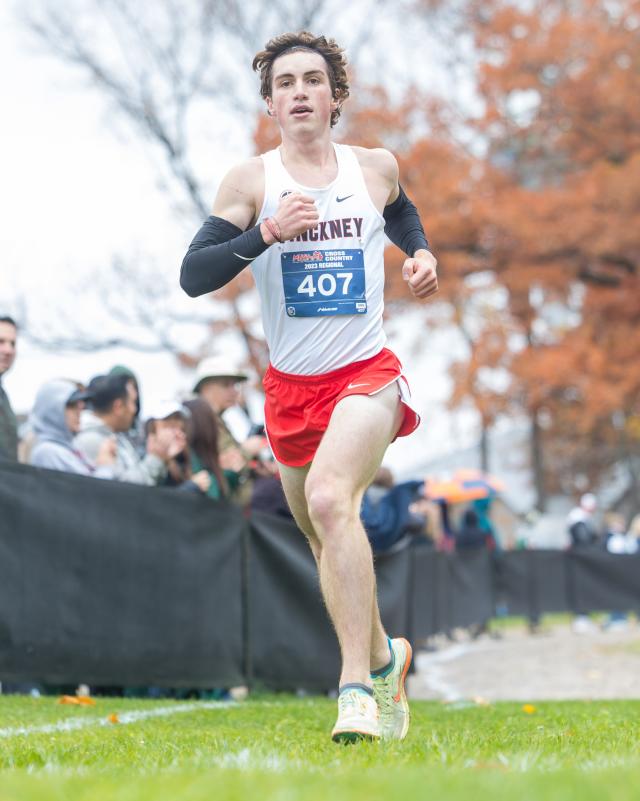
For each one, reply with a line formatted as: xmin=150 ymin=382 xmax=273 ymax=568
xmin=30 ymin=379 xmax=113 ymax=478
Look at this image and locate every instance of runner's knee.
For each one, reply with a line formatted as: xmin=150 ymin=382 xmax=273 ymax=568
xmin=305 ymin=475 xmax=355 ymax=533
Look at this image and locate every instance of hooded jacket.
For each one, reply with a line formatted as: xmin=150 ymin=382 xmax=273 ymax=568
xmin=30 ymin=379 xmax=113 ymax=478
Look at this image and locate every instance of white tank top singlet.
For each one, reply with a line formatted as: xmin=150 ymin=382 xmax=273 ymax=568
xmin=251 ymin=143 xmax=387 ymax=375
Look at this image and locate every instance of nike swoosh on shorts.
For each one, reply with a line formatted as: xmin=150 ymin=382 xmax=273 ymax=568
xmin=347 ymin=382 xmax=369 ymax=389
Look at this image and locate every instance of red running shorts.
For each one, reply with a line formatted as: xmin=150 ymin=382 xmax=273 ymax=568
xmin=263 ymin=347 xmax=420 ymax=467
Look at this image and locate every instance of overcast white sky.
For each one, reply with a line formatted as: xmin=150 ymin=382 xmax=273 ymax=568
xmin=0 ymin=2 xmax=234 ymax=411
xmin=0 ymin=3 xmax=490 ymax=477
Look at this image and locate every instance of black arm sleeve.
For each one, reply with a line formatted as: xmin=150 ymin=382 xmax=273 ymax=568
xmin=179 ymin=216 xmax=270 ymax=298
xmin=383 ymin=185 xmax=430 ymax=257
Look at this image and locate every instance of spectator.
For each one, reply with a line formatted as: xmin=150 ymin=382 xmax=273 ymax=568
xmin=602 ymin=512 xmax=636 ymax=631
xmin=453 ymin=506 xmax=498 ymax=639
xmin=604 ymin=512 xmax=638 ymax=555
xmin=628 ymin=514 xmax=640 ymax=548
xmin=250 ymin=475 xmax=292 ymax=517
xmin=455 ymin=507 xmax=495 ymax=551
xmin=145 ymin=400 xmax=210 ymax=495
xmin=0 ymin=316 xmax=18 ymax=461
xmin=360 ymin=469 xmax=425 ymax=553
xmin=472 ymin=497 xmax=500 ymax=550
xmin=29 ymin=379 xmax=116 ymax=476
xmin=567 ymin=493 xmax=601 ymax=633
xmin=74 ymin=374 xmax=181 ymax=485
xmin=407 ymin=496 xmax=445 ymax=549
xmin=183 ymin=398 xmax=228 ymax=501
xmin=192 ymin=356 xmax=267 ymax=506
xmin=109 ymin=365 xmax=146 ymax=456
xmin=433 ymin=499 xmax=456 ymax=552
xmin=567 ymin=493 xmax=601 ymax=549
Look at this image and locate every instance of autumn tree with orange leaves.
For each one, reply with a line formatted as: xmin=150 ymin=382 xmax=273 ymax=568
xmin=19 ymin=0 xmax=639 ymax=514
xmin=255 ymin=3 xmax=640 ymax=512
xmin=332 ymin=0 xmax=640 ymax=511
xmin=447 ymin=0 xmax=640 ymax=511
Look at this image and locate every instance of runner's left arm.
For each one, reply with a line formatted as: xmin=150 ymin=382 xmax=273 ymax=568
xmin=383 ymin=185 xmax=430 ymax=257
xmin=378 ymin=150 xmax=438 ymax=299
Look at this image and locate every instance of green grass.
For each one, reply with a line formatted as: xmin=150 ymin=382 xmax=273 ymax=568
xmin=598 ymin=639 xmax=640 ymax=657
xmin=1 ymin=695 xmax=640 ymax=800
xmin=488 ymin=612 xmax=619 ymax=632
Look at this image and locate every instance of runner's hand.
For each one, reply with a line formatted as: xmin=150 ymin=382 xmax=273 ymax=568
xmin=402 ymin=250 xmax=438 ymax=299
xmin=267 ymin=193 xmax=319 ymax=242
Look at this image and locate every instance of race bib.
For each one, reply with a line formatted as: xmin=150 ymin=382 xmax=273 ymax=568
xmin=281 ymin=248 xmax=367 ymax=317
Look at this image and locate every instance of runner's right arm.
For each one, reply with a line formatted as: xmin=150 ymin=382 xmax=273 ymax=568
xmin=180 ymin=160 xmax=273 ymax=297
xmin=180 ymin=160 xmax=319 ymax=297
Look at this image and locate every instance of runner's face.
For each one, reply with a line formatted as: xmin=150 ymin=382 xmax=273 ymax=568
xmin=267 ymin=51 xmax=337 ymax=133
xmin=0 ymin=322 xmax=17 ymax=376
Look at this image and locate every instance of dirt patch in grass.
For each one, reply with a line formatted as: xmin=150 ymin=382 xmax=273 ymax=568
xmin=409 ymin=621 xmax=640 ymax=701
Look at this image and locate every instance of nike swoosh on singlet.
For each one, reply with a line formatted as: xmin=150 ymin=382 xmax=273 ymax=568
xmin=347 ymin=382 xmax=369 ymax=389
xmin=336 ymin=194 xmax=354 ymax=203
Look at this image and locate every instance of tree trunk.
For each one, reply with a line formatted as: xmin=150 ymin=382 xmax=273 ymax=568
xmin=530 ymin=410 xmax=546 ymax=512
xmin=479 ymin=419 xmax=489 ymax=473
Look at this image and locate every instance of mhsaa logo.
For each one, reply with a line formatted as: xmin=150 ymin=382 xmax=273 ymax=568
xmin=287 ymin=306 xmax=296 ymax=316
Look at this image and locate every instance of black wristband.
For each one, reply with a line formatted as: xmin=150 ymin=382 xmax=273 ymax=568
xmin=180 ymin=216 xmax=270 ymax=297
xmin=383 ymin=185 xmax=430 ymax=257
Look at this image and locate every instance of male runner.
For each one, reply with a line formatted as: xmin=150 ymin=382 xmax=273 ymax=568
xmin=180 ymin=31 xmax=438 ymax=742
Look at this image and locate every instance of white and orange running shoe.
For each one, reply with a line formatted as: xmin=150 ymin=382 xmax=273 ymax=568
xmin=372 ymin=637 xmax=412 ymax=740
xmin=331 ymin=686 xmax=380 ymax=743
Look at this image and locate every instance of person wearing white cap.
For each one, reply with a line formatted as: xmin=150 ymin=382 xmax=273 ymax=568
xmin=145 ymin=400 xmax=211 ymax=495
xmin=567 ymin=493 xmax=600 ymax=549
xmin=193 ymin=356 xmax=267 ymax=506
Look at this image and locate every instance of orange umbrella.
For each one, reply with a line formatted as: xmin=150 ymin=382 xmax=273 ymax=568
xmin=424 ymin=469 xmax=505 ymax=503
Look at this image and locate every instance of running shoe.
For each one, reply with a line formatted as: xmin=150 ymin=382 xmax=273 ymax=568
xmin=331 ymin=687 xmax=380 ymax=743
xmin=372 ymin=637 xmax=412 ymax=740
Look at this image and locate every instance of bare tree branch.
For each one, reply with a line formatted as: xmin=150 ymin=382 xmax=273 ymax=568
xmin=16 ymin=0 xmax=437 ymax=357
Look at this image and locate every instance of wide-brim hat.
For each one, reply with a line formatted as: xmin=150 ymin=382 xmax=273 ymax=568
xmin=193 ymin=356 xmax=248 ymax=392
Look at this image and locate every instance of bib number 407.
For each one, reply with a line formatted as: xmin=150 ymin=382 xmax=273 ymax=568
xmin=298 ymin=272 xmax=352 ymax=298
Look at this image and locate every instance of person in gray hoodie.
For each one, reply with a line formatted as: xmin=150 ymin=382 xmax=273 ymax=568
xmin=30 ymin=379 xmax=116 ymax=476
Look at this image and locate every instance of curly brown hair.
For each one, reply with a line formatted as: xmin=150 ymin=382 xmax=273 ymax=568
xmin=252 ymin=31 xmax=349 ymax=127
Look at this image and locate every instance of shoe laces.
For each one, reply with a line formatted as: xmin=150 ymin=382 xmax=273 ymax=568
xmin=339 ymin=689 xmax=374 ymax=717
xmin=372 ymin=676 xmax=395 ymax=720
